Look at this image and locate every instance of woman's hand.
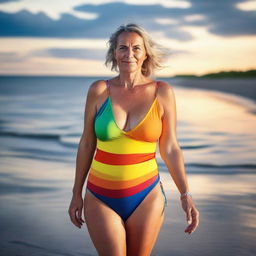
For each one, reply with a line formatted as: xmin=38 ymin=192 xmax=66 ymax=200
xmin=68 ymin=194 xmax=85 ymax=229
xmin=181 ymin=196 xmax=200 ymax=234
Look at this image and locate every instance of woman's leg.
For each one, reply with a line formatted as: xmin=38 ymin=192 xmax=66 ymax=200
xmin=84 ymin=189 xmax=127 ymax=256
xmin=125 ymin=182 xmax=166 ymax=256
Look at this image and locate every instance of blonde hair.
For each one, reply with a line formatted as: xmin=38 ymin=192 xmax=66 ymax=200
xmin=105 ymin=23 xmax=170 ymax=77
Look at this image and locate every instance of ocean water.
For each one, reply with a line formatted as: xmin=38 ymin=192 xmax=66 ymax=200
xmin=0 ymin=76 xmax=255 ymax=256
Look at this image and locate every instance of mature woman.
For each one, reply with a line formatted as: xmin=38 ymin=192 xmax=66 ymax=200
xmin=68 ymin=23 xmax=199 ymax=256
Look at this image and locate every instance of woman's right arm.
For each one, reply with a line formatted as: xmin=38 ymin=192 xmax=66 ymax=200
xmin=72 ymin=83 xmax=98 ymax=197
xmin=68 ymin=80 xmax=104 ymax=228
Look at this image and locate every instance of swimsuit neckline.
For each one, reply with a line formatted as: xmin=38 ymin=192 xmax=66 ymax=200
xmin=108 ymin=95 xmax=158 ymax=134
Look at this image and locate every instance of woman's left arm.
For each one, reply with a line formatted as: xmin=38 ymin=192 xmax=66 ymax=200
xmin=158 ymin=81 xmax=200 ymax=234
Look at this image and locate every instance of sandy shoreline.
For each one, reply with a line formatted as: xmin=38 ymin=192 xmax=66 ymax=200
xmin=167 ymin=77 xmax=256 ymax=102
xmin=0 ymin=171 xmax=255 ymax=256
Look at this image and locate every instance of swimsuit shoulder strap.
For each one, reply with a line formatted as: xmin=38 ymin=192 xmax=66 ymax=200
xmin=105 ymin=80 xmax=110 ymax=95
xmin=154 ymin=80 xmax=159 ymax=98
xmin=154 ymin=81 xmax=162 ymax=118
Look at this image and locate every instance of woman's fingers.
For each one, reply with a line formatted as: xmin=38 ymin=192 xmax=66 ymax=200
xmin=186 ymin=207 xmax=192 ymax=224
xmin=77 ymin=207 xmax=85 ymax=224
xmin=69 ymin=207 xmax=82 ymax=228
xmin=184 ymin=207 xmax=200 ymax=234
xmin=68 ymin=196 xmax=84 ymax=228
xmin=184 ymin=206 xmax=193 ymax=233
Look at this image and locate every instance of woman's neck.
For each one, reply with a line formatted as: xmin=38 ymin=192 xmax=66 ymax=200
xmin=117 ymin=71 xmax=147 ymax=89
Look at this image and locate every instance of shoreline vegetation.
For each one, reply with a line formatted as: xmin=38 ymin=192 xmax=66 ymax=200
xmin=0 ymin=69 xmax=256 ymax=79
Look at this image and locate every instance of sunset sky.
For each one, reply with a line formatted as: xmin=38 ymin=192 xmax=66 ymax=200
xmin=0 ymin=0 xmax=256 ymax=76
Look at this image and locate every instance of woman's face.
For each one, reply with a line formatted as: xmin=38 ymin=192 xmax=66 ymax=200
xmin=114 ymin=31 xmax=147 ymax=74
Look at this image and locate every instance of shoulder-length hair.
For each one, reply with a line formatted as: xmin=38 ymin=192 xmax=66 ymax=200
xmin=105 ymin=23 xmax=170 ymax=77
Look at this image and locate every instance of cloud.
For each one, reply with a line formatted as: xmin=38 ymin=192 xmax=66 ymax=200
xmin=0 ymin=2 xmax=193 ymax=41
xmin=74 ymin=2 xmax=193 ymax=40
xmin=0 ymin=1 xmax=255 ymax=41
xmin=187 ymin=0 xmax=256 ymax=36
xmin=0 ymin=51 xmax=26 ymax=62
xmin=31 ymin=47 xmax=190 ymax=61
xmin=33 ymin=48 xmax=106 ymax=60
xmin=0 ymin=9 xmax=103 ymax=38
xmin=0 ymin=0 xmax=20 ymax=3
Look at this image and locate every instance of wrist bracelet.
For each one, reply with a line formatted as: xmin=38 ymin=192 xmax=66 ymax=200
xmin=180 ymin=192 xmax=192 ymax=199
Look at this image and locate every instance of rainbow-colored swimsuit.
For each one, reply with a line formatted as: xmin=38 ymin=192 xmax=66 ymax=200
xmin=86 ymin=80 xmax=167 ymax=222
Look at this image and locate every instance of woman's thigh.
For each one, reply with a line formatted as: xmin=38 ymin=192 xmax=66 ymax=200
xmin=84 ymin=189 xmax=127 ymax=256
xmin=125 ymin=182 xmax=166 ymax=256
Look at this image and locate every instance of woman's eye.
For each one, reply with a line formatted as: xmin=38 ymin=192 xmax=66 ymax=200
xmin=119 ymin=46 xmax=140 ymax=50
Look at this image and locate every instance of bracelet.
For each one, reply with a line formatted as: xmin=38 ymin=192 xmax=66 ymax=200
xmin=180 ymin=192 xmax=192 ymax=200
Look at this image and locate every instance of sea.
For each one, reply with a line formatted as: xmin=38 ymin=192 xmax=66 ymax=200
xmin=0 ymin=76 xmax=255 ymax=256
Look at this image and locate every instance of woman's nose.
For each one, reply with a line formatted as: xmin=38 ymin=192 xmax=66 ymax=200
xmin=126 ymin=47 xmax=134 ymax=57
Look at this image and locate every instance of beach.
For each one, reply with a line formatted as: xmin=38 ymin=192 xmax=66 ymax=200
xmin=169 ymin=77 xmax=256 ymax=101
xmin=0 ymin=76 xmax=255 ymax=256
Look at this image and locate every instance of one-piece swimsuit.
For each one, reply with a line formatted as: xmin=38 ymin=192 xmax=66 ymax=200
xmin=86 ymin=80 xmax=167 ymax=222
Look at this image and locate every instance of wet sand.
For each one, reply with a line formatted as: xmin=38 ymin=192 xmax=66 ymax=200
xmin=168 ymin=77 xmax=256 ymax=101
xmin=1 ymin=168 xmax=255 ymax=256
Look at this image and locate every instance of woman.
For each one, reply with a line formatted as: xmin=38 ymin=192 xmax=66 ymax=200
xmin=68 ymin=23 xmax=199 ymax=256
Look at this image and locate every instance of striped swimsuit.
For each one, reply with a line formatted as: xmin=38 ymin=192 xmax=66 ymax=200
xmin=86 ymin=80 xmax=167 ymax=222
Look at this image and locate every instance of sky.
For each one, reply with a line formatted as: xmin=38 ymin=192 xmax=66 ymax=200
xmin=0 ymin=0 xmax=256 ymax=76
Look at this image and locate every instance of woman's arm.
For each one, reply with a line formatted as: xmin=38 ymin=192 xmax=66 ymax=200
xmin=72 ymin=79 xmax=107 ymax=196
xmin=69 ymin=80 xmax=106 ymax=228
xmin=72 ymin=85 xmax=97 ymax=196
xmin=158 ymin=81 xmax=199 ymax=234
xmin=158 ymin=81 xmax=189 ymax=194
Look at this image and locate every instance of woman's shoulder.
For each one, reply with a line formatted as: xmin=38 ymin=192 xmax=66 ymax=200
xmin=156 ymin=79 xmax=175 ymax=92
xmin=156 ymin=80 xmax=174 ymax=90
xmin=156 ymin=80 xmax=176 ymax=102
xmin=88 ymin=79 xmax=108 ymax=95
xmin=85 ymin=80 xmax=109 ymax=105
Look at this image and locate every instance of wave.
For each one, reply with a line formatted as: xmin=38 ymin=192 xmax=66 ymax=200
xmin=187 ymin=163 xmax=256 ymax=169
xmin=0 ymin=130 xmax=61 ymax=140
xmin=158 ymin=162 xmax=256 ymax=175
xmin=0 ymin=130 xmax=80 ymax=148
